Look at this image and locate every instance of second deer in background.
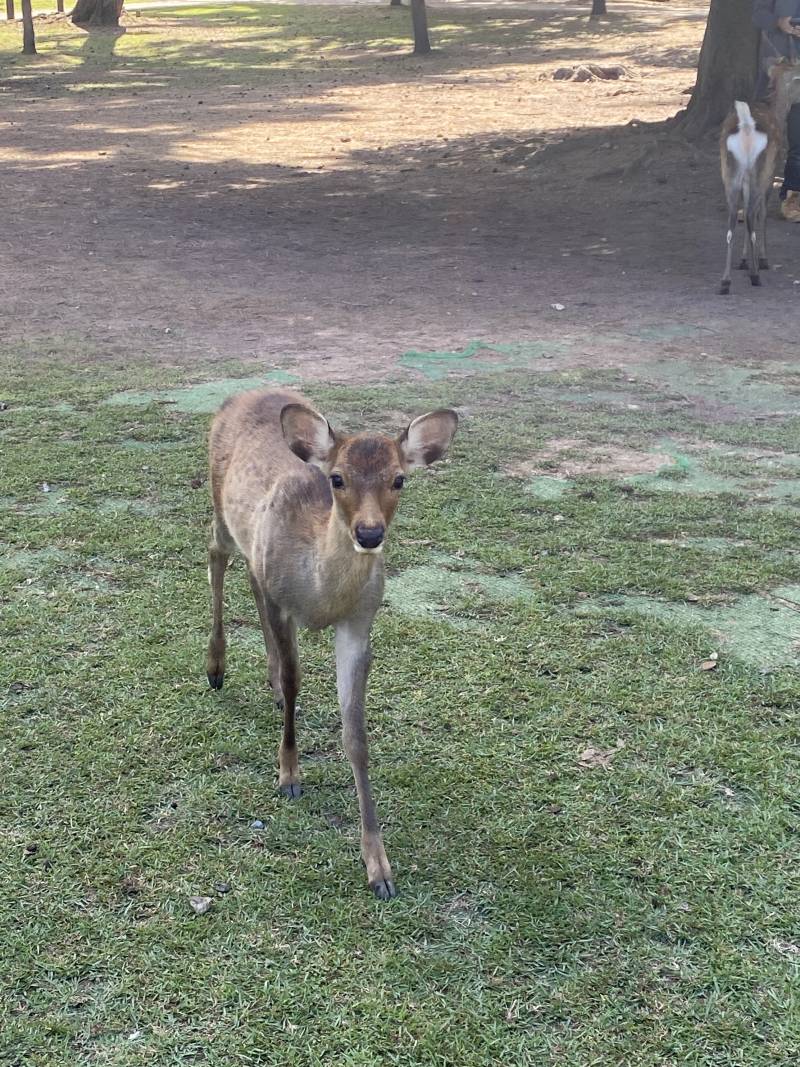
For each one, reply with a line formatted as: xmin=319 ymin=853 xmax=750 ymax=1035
xmin=719 ymin=59 xmax=800 ymax=295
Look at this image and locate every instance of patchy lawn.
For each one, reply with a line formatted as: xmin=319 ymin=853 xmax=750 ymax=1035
xmin=3 ymin=2 xmax=800 ymax=1062
xmin=2 ymin=347 xmax=800 ymax=1064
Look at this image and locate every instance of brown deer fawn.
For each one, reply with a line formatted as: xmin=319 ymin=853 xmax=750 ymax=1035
xmin=206 ymin=388 xmax=458 ymax=899
xmin=719 ymin=59 xmax=800 ymax=295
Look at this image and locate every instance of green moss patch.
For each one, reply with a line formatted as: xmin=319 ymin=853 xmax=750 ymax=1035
xmin=104 ymin=371 xmax=300 ymax=414
xmin=575 ymin=586 xmax=800 ymax=669
xmin=399 ymin=340 xmax=566 ymax=380
xmin=385 ymin=556 xmax=538 ymax=628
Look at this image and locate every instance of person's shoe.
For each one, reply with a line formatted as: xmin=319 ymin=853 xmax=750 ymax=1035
xmin=780 ymin=191 xmax=800 ymax=222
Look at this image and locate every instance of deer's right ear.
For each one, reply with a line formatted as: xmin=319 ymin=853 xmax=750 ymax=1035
xmin=398 ymin=409 xmax=458 ymax=469
xmin=281 ymin=404 xmax=336 ymax=466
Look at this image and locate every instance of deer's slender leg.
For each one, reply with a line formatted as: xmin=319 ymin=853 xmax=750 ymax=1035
xmin=335 ymin=617 xmax=394 ymax=900
xmin=738 ymin=212 xmax=749 ymax=269
xmin=747 ymin=205 xmax=761 ymax=286
xmin=758 ymin=196 xmax=770 ymax=270
xmin=720 ymin=198 xmax=739 ymax=295
xmin=206 ymin=516 xmax=233 ymax=689
xmin=250 ymin=578 xmax=302 ymax=799
xmin=247 ymin=568 xmax=281 ymax=702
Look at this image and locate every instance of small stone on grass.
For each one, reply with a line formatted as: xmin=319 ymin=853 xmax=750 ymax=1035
xmin=189 ymin=895 xmax=213 ymax=915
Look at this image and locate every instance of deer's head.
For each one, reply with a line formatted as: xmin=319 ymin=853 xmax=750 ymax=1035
xmin=767 ymin=58 xmax=800 ymax=105
xmin=281 ymin=404 xmax=458 ymax=553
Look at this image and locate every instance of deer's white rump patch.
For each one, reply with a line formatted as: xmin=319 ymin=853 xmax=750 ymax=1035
xmin=727 ymin=102 xmax=768 ymax=171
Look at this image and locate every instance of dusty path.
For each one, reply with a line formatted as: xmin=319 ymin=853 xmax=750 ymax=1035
xmin=2 ymin=3 xmax=799 ymax=383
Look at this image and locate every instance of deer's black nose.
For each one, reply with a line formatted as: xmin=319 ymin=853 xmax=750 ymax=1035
xmin=355 ymin=524 xmax=385 ymax=549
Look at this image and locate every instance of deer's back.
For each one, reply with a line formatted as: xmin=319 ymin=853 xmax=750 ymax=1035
xmin=209 ymin=387 xmax=332 ymax=560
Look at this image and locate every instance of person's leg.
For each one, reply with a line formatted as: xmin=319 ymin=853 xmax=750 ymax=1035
xmin=780 ymin=104 xmax=800 ymax=221
xmin=781 ymin=103 xmax=800 ymax=189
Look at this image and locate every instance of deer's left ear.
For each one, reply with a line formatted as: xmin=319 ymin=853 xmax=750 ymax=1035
xmin=398 ymin=409 xmax=458 ymax=470
xmin=281 ymin=403 xmax=337 ymax=467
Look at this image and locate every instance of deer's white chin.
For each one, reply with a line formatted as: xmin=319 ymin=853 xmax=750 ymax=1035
xmin=353 ymin=542 xmax=384 ymax=555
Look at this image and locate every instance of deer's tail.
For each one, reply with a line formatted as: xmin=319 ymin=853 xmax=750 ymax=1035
xmin=727 ymin=102 xmax=768 ymax=172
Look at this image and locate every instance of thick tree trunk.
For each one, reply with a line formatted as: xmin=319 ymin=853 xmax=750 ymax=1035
xmin=590 ymin=0 xmax=607 ymax=17
xmin=680 ymin=0 xmax=760 ymax=138
xmin=6 ymin=0 xmax=15 ymax=21
xmin=71 ymin=0 xmax=123 ymax=25
xmin=410 ymin=0 xmax=431 ymax=55
xmin=21 ymin=0 xmax=35 ymax=53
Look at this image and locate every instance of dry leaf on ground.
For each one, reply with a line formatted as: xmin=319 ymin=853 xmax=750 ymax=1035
xmin=577 ymin=739 xmax=625 ymax=770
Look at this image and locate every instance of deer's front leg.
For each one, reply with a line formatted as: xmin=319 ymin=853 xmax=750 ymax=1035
xmin=206 ymin=517 xmax=232 ymax=690
xmin=335 ymin=619 xmax=395 ymax=900
xmin=250 ymin=575 xmax=302 ymax=799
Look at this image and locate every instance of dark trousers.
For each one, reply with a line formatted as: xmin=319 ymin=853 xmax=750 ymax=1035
xmin=783 ymin=103 xmax=800 ymax=196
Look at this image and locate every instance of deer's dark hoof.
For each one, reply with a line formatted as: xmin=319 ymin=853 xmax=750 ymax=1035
xmin=371 ymin=878 xmax=397 ymax=901
xmin=279 ymin=783 xmax=303 ymax=800
xmin=759 ymin=258 xmax=770 ymax=270
xmin=738 ymin=258 xmax=748 ymax=270
xmin=719 ymin=281 xmax=731 ymax=295
xmin=750 ymin=274 xmax=762 ymax=287
xmin=207 ymin=671 xmax=225 ymax=690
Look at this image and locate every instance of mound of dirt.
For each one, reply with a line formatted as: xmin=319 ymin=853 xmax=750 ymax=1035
xmin=551 ymin=65 xmax=633 ymax=82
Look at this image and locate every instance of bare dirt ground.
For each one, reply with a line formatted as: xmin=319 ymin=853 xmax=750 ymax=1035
xmin=2 ymin=1 xmax=800 ymax=383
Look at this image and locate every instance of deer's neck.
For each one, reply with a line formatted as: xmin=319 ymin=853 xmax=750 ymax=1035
xmin=319 ymin=511 xmax=380 ymax=588
xmin=771 ymin=79 xmax=797 ymax=127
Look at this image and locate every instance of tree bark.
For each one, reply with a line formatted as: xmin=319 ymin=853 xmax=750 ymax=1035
xmin=390 ymin=0 xmax=402 ymax=7
xmin=410 ymin=0 xmax=431 ymax=55
xmin=6 ymin=0 xmax=15 ymax=22
xmin=680 ymin=0 xmax=760 ymax=138
xmin=21 ymin=0 xmax=35 ymax=54
xmin=57 ymin=0 xmax=64 ymax=12
xmin=590 ymin=0 xmax=607 ymax=17
xmin=71 ymin=0 xmax=123 ymax=25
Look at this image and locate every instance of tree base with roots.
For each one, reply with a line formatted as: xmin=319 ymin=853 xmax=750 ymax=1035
xmin=71 ymin=0 xmax=124 ymax=26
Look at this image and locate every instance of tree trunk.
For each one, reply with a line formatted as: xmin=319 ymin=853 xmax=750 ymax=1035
xmin=590 ymin=0 xmax=607 ymax=16
xmin=390 ymin=0 xmax=402 ymax=6
xmin=21 ymin=0 xmax=35 ymax=53
xmin=6 ymin=0 xmax=15 ymax=21
xmin=680 ymin=0 xmax=760 ymax=138
xmin=71 ymin=0 xmax=123 ymax=25
xmin=410 ymin=0 xmax=431 ymax=55
xmin=57 ymin=0 xmax=64 ymax=12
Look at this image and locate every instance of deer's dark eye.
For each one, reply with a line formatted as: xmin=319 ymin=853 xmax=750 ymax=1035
xmin=330 ymin=473 xmax=345 ymax=490
xmin=393 ymin=475 xmax=405 ymax=491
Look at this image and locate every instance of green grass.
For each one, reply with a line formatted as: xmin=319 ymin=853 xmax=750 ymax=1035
xmin=2 ymin=350 xmax=800 ymax=1065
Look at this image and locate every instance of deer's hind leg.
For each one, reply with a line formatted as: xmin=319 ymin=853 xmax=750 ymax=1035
xmin=249 ymin=574 xmax=302 ymax=800
xmin=720 ymin=195 xmax=740 ymax=295
xmin=757 ymin=194 xmax=770 ymax=271
xmin=738 ymin=223 xmax=750 ymax=270
xmin=206 ymin=515 xmax=234 ymax=690
xmin=746 ymin=202 xmax=762 ymax=286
